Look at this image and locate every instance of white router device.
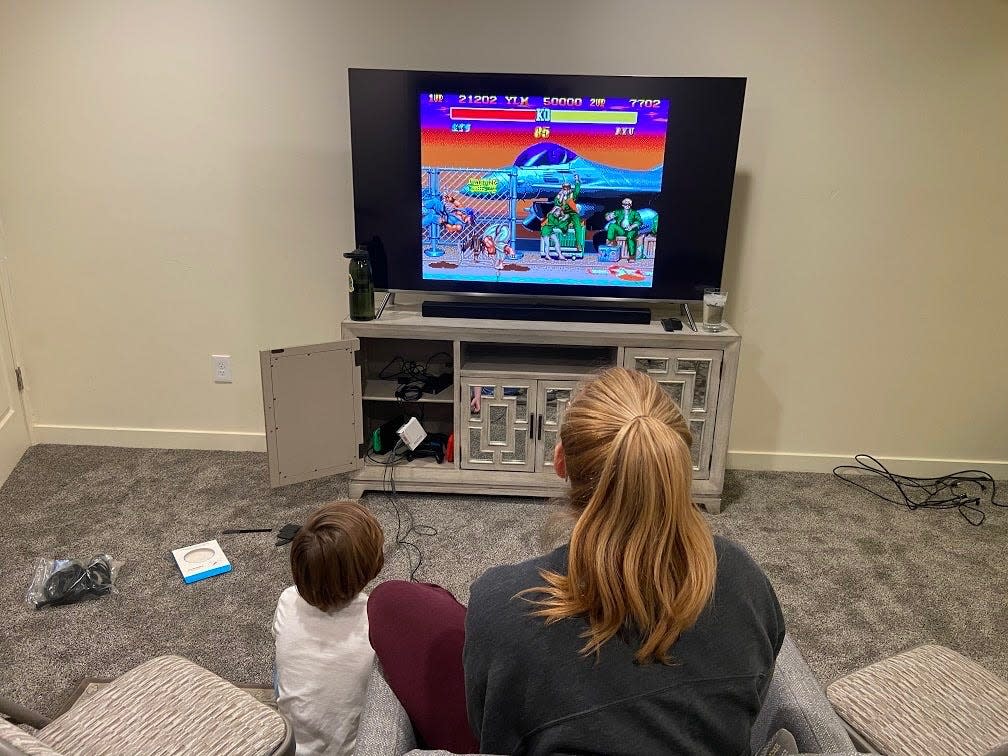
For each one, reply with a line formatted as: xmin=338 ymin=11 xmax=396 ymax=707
xmin=397 ymin=416 xmax=427 ymax=451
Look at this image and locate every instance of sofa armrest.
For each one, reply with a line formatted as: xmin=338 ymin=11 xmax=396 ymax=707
xmin=751 ymin=635 xmax=859 ymax=755
xmin=0 ymin=719 xmax=63 ymax=756
xmin=355 ymin=660 xmax=418 ymax=756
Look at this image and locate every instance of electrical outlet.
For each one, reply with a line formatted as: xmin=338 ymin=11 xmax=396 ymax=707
xmin=212 ymin=355 xmax=232 ymax=383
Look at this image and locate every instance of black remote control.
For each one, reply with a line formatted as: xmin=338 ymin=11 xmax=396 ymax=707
xmin=660 ymin=317 xmax=683 ymax=332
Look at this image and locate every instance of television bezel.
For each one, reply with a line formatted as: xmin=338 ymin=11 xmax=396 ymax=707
xmin=349 ymin=68 xmax=745 ymax=303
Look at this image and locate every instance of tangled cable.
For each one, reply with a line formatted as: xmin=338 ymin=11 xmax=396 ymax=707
xmin=833 ymin=454 xmax=1004 ymax=526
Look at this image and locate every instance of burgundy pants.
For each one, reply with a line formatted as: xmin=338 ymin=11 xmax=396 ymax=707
xmin=367 ymin=581 xmax=479 ymax=754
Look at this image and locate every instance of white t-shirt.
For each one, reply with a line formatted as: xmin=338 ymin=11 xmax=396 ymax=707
xmin=272 ymin=586 xmax=374 ymax=756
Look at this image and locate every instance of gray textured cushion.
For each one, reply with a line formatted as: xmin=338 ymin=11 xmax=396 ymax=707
xmin=357 ymin=634 xmax=856 ymax=756
xmin=750 ymin=635 xmax=858 ymax=755
xmin=39 ymin=655 xmax=289 ymax=756
xmin=827 ymin=644 xmax=1008 ymax=756
xmin=356 ymin=660 xmax=420 ymax=756
xmin=0 ymin=719 xmax=63 ymax=756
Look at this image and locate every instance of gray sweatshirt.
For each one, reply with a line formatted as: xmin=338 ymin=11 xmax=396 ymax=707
xmin=463 ymin=537 xmax=784 ymax=756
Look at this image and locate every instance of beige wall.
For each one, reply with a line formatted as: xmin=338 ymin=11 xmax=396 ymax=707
xmin=0 ymin=0 xmax=1005 ymax=473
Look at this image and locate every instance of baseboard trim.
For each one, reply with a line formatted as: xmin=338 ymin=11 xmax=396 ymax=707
xmin=32 ymin=423 xmax=267 ymax=452
xmin=727 ymin=450 xmax=1008 ymax=478
xmin=26 ymin=426 xmax=1008 ymax=477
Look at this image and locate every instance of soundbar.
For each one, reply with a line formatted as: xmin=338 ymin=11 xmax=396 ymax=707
xmin=421 ymin=300 xmax=651 ymax=325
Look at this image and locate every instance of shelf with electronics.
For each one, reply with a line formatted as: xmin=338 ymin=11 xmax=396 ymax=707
xmin=260 ymin=300 xmax=739 ymax=513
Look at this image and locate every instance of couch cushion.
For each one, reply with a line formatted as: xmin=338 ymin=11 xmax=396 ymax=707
xmin=39 ymin=655 xmax=288 ymax=756
xmin=827 ymin=644 xmax=1008 ymax=756
xmin=751 ymin=635 xmax=856 ymax=754
xmin=0 ymin=719 xmax=62 ymax=756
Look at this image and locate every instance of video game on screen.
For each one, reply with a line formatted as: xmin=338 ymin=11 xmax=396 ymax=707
xmin=420 ymin=92 xmax=669 ymax=287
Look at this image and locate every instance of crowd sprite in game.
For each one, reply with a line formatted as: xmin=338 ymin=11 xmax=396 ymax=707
xmin=539 ymin=173 xmax=585 ymax=261
xmin=606 ymin=198 xmax=644 ymax=260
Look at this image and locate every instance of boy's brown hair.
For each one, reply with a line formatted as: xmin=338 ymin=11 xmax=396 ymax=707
xmin=290 ymin=500 xmax=385 ymax=612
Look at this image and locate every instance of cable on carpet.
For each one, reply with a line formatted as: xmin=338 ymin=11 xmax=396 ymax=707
xmin=833 ymin=454 xmax=1005 ymax=526
xmin=368 ymin=440 xmax=438 ymax=580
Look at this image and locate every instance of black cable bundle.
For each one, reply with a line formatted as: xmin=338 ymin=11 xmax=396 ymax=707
xmin=379 ymin=352 xmax=452 ymax=401
xmin=368 ymin=441 xmax=438 ymax=580
xmin=35 ymin=555 xmax=115 ymax=609
xmin=833 ymin=454 xmax=1005 ymax=526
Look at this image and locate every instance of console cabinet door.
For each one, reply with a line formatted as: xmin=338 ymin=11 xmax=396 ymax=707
xmin=623 ymin=348 xmax=722 ymax=480
xmin=534 ymin=380 xmax=579 ymax=476
xmin=260 ymin=339 xmax=364 ymax=487
xmin=460 ymin=376 xmax=537 ymax=472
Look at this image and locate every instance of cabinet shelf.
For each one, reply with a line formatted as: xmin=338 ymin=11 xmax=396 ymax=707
xmin=363 ymin=454 xmax=446 ymax=470
xmin=362 ymin=378 xmax=454 ymax=404
xmin=461 ymin=343 xmax=615 ymax=377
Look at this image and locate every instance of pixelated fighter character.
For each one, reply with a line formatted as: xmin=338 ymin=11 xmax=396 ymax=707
xmin=421 ymin=190 xmax=446 ymax=230
xmin=421 ymin=191 xmax=469 ymax=232
xmin=441 ymin=193 xmax=475 ymax=234
xmin=479 ymin=222 xmax=515 ymax=271
xmin=606 ymin=198 xmax=644 ymax=260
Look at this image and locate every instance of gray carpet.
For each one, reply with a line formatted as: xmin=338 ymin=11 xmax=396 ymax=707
xmin=1 ymin=444 xmax=1005 ymax=719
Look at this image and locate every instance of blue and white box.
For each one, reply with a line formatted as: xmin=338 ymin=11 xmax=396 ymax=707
xmin=172 ymin=539 xmax=232 ymax=584
xmin=596 ymin=245 xmax=621 ymax=263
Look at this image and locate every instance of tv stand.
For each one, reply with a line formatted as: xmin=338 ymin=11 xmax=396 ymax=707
xmin=421 ymin=300 xmax=651 ymax=325
xmin=260 ymin=302 xmax=739 ymax=513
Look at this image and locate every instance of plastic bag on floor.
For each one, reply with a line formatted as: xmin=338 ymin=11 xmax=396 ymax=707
xmin=25 ymin=554 xmax=122 ymax=609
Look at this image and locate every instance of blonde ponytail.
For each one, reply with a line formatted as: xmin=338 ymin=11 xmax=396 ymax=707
xmin=523 ymin=367 xmax=716 ymax=663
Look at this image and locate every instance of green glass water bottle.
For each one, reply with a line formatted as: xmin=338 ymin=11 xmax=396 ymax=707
xmin=344 ymin=248 xmax=374 ymax=321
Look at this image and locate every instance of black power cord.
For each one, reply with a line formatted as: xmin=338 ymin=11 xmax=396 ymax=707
xmin=379 ymin=352 xmax=452 ymax=402
xmin=368 ymin=441 xmax=438 ymax=581
xmin=35 ymin=555 xmax=114 ymax=609
xmin=833 ymin=454 xmax=1005 ymax=526
xmin=371 ymin=351 xmax=449 ymax=578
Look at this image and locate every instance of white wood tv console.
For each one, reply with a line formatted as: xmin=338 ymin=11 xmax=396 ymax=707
xmin=260 ymin=303 xmax=739 ymax=513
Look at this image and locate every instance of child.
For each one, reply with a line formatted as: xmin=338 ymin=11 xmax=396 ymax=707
xmin=273 ymin=500 xmax=385 ymax=756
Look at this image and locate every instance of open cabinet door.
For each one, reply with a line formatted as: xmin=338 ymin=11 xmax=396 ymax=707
xmin=260 ymin=339 xmax=363 ymax=487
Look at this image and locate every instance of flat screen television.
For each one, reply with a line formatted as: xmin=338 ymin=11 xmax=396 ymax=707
xmin=349 ymin=69 xmax=745 ymax=302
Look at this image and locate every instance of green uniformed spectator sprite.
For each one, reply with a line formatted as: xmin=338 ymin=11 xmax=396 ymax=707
xmin=540 ymin=173 xmax=585 ymax=259
xmin=606 ymin=197 xmax=645 ymax=260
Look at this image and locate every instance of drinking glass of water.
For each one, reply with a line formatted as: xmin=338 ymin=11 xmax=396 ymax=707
xmin=702 ymin=288 xmax=727 ymax=332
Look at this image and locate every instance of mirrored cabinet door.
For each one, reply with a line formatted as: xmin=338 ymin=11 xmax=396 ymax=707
xmin=460 ymin=378 xmax=537 ymax=472
xmin=623 ymin=348 xmax=722 ymax=480
xmin=535 ymin=380 xmax=579 ymax=477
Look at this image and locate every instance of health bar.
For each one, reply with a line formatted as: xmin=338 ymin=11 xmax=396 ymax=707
xmin=550 ymin=110 xmax=638 ymax=125
xmin=450 ymin=107 xmax=536 ymax=122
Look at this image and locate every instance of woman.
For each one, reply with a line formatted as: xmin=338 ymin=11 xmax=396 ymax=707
xmin=369 ymin=367 xmax=784 ymax=755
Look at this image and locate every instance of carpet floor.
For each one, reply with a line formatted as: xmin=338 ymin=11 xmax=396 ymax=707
xmin=1 ymin=444 xmax=1005 ymax=718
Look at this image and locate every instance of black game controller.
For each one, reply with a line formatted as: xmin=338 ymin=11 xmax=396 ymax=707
xmin=407 ymin=433 xmax=448 ymax=464
xmin=660 ymin=317 xmax=683 ymax=332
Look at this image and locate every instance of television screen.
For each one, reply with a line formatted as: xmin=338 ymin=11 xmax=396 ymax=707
xmin=420 ymin=93 xmax=669 ymax=288
xmin=350 ymin=70 xmax=745 ymax=302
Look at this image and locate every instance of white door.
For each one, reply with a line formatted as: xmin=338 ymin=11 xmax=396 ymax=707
xmin=0 ymin=263 xmax=30 ymax=485
xmin=260 ymin=339 xmax=364 ymax=487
